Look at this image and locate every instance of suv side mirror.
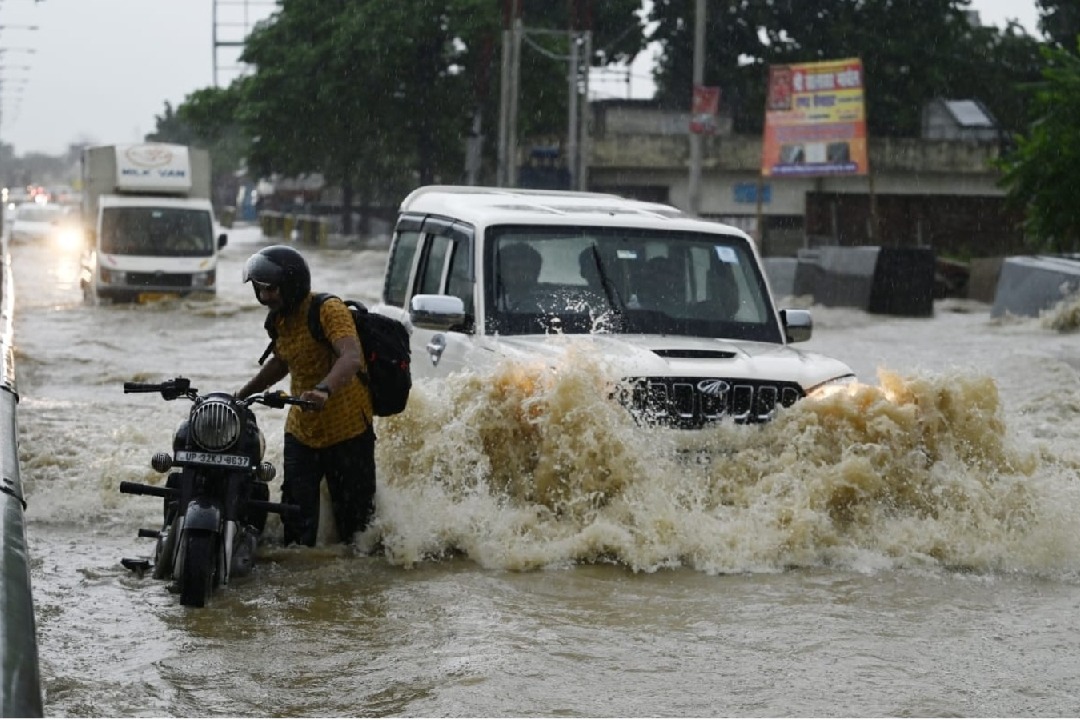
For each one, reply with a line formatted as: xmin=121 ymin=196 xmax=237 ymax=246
xmin=411 ymin=294 xmax=466 ymax=331
xmin=781 ymin=308 xmax=813 ymax=343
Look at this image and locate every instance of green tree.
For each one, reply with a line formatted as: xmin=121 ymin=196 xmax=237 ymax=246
xmin=147 ymin=101 xmax=197 ymax=147
xmin=148 ymin=86 xmax=250 ymax=211
xmin=996 ymin=41 xmax=1080 ymax=252
xmin=1038 ymin=0 xmax=1080 ymax=52
xmin=237 ymin=0 xmax=646 ymax=230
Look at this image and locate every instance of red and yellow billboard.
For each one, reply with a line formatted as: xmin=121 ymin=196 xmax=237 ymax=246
xmin=761 ymin=58 xmax=868 ymax=177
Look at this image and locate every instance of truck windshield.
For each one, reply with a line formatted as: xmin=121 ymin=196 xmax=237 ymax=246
xmin=486 ymin=226 xmax=782 ymax=343
xmin=100 ymin=207 xmax=214 ymax=257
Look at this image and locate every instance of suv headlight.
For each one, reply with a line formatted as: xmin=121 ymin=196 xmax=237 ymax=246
xmin=806 ymin=374 xmax=858 ymax=400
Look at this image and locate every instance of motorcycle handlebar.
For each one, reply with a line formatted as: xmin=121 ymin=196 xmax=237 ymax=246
xmin=124 ymin=377 xmax=193 ymax=400
xmin=252 ymin=391 xmax=316 ymax=411
xmin=123 ymin=382 xmax=165 ymax=394
xmin=124 ymin=379 xmax=315 ymax=411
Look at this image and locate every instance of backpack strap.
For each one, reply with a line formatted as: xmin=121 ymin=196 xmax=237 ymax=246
xmin=306 ymin=292 xmax=334 ymax=347
xmin=307 ymin=293 xmax=373 ymax=389
xmin=258 ymin=309 xmax=280 ymax=365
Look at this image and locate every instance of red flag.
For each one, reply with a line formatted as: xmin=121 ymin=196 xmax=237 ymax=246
xmin=690 ymin=85 xmax=720 ymax=135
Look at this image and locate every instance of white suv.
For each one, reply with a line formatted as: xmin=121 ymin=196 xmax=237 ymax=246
xmin=374 ymin=186 xmax=855 ymax=427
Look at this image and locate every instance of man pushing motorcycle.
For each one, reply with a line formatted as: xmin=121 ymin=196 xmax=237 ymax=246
xmin=236 ymin=245 xmax=377 ymax=547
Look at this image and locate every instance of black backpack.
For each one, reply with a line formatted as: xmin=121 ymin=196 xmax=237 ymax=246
xmin=259 ymin=293 xmax=412 ymax=417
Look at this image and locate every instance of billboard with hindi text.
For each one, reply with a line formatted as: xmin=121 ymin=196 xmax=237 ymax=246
xmin=761 ymin=58 xmax=868 ymax=178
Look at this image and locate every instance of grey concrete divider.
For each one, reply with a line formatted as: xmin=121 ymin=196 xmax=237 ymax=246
xmin=866 ymin=246 xmax=936 ymax=317
xmin=0 ymin=243 xmax=44 ymax=718
xmin=990 ymin=255 xmax=1080 ymax=318
xmin=968 ymin=257 xmax=1004 ymax=304
xmin=762 ymin=257 xmax=799 ymax=300
xmin=793 ymin=246 xmax=882 ymax=310
xmin=786 ymin=245 xmax=935 ymax=317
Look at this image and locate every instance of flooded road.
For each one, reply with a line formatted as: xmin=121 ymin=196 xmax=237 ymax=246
xmin=13 ymin=227 xmax=1080 ymax=716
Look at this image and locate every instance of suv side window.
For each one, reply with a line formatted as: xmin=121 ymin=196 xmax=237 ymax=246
xmin=446 ymin=231 xmax=474 ymax=325
xmin=416 ymin=223 xmax=475 ymax=330
xmin=385 ymin=225 xmax=421 ymax=307
xmin=418 ymin=234 xmax=450 ymax=295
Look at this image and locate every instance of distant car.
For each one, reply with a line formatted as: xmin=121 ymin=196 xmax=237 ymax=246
xmin=9 ymin=202 xmax=67 ymax=244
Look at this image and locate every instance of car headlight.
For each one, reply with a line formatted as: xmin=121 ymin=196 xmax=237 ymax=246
xmin=190 ymin=399 xmax=241 ymax=451
xmin=54 ymin=227 xmax=84 ymax=252
xmin=806 ymin=374 xmax=858 ymax=400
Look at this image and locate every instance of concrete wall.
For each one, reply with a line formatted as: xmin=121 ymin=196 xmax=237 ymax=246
xmin=587 ymin=129 xmax=1021 ymax=259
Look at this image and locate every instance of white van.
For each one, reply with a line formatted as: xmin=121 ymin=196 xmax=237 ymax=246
xmin=78 ymin=143 xmax=226 ymax=303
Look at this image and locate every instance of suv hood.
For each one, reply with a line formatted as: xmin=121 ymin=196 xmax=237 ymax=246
xmin=482 ymin=333 xmax=854 ymax=390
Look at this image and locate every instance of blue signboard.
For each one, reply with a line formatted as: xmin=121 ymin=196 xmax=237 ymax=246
xmin=733 ymin=182 xmax=771 ymax=204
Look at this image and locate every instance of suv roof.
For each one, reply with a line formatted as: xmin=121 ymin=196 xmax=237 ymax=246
xmin=399 ymin=185 xmax=750 ymax=238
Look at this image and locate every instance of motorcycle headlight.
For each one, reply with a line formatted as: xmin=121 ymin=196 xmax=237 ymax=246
xmin=190 ymin=399 xmax=241 ymax=451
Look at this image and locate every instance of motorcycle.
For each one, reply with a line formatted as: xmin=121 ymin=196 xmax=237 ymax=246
xmin=118 ymin=377 xmax=313 ymax=607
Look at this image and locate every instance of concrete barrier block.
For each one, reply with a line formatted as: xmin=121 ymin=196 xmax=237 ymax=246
xmin=794 ymin=246 xmax=880 ymax=309
xmin=762 ymin=257 xmax=799 ymax=299
xmin=990 ymin=255 xmax=1080 ymax=318
xmin=868 ymin=246 xmax=935 ymax=317
xmin=792 ymin=245 xmax=936 ymax=317
xmin=968 ymin=257 xmax=1003 ymax=304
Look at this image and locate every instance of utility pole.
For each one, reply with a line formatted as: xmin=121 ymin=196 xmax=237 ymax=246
xmin=211 ymin=0 xmax=275 ymax=87
xmin=567 ymin=33 xmax=579 ymax=189
xmin=496 ymin=3 xmax=512 ymax=186
xmin=496 ymin=0 xmax=522 ymax=187
xmin=578 ymin=30 xmax=591 ymax=191
xmin=507 ymin=18 xmax=522 ymax=187
xmin=687 ymin=0 xmax=705 ymax=216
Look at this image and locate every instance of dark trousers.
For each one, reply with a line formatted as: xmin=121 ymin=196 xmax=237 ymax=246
xmin=282 ymin=429 xmax=376 ymax=547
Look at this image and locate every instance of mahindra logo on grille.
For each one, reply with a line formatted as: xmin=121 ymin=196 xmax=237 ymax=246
xmin=696 ymin=379 xmax=730 ymax=397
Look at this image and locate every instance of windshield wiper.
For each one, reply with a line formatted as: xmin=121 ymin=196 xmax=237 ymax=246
xmin=587 ymin=245 xmax=625 ymax=322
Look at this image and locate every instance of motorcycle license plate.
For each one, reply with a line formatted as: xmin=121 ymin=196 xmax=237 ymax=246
xmin=174 ymin=451 xmax=250 ymax=468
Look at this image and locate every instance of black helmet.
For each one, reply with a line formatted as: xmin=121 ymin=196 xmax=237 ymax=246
xmin=243 ymin=245 xmax=311 ymax=311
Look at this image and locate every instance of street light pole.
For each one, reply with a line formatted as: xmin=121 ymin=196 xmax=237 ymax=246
xmin=687 ymin=0 xmax=705 ymax=216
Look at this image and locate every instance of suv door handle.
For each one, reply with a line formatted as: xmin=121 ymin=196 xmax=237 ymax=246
xmin=426 ymin=334 xmax=447 ymax=366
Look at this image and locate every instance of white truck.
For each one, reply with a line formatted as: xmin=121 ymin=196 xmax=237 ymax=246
xmin=79 ymin=143 xmax=227 ymax=303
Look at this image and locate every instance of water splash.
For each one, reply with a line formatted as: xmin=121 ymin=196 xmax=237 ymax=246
xmin=373 ymin=351 xmax=1078 ymax=576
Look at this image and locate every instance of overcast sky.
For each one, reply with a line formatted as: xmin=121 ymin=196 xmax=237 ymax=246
xmin=0 ymin=0 xmax=1043 ymax=158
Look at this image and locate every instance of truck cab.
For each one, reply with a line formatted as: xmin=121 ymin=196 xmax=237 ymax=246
xmin=79 ymin=143 xmax=227 ymax=303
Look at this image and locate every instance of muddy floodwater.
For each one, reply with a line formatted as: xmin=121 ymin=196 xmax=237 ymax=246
xmin=13 ymin=226 xmax=1080 ymax=716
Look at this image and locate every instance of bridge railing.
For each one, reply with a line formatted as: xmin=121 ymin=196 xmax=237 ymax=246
xmin=0 ymin=237 xmax=44 ymax=718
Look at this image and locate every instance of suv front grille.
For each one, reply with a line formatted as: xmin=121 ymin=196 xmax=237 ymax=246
xmin=618 ymin=377 xmax=804 ymax=428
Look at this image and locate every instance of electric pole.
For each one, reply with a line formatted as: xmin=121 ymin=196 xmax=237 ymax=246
xmin=688 ymin=0 xmax=705 ymax=215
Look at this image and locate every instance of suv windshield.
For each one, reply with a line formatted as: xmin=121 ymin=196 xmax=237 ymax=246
xmin=486 ymin=226 xmax=782 ymax=343
xmin=101 ymin=207 xmax=214 ymax=257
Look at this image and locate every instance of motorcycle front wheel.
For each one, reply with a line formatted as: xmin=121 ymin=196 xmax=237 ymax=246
xmin=179 ymin=531 xmax=217 ymax=608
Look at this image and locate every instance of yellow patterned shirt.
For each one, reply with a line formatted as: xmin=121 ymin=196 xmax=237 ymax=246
xmin=272 ymin=294 xmax=371 ymax=448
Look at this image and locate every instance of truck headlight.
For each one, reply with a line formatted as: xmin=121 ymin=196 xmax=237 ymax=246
xmin=192 ymin=270 xmax=216 ymax=288
xmin=99 ymin=267 xmax=125 ymax=285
